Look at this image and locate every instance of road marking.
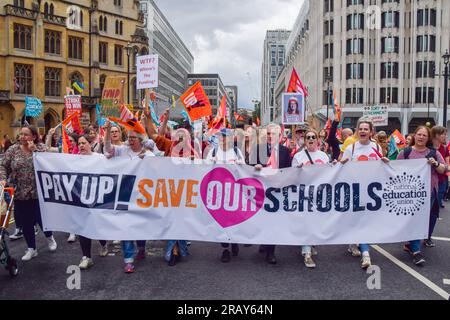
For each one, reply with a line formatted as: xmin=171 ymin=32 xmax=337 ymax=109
xmin=372 ymin=245 xmax=450 ymax=300
xmin=444 ymin=279 xmax=450 ymax=286
xmin=432 ymin=237 xmax=450 ymax=242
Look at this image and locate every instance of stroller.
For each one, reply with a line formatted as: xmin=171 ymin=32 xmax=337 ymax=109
xmin=0 ymin=185 xmax=19 ymax=277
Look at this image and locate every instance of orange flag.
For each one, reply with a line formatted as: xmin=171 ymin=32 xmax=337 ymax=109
xmin=180 ymin=81 xmax=212 ymax=121
xmin=110 ymin=105 xmax=146 ymax=135
xmin=62 ymin=112 xmax=81 ymax=134
xmin=391 ymin=129 xmax=406 ymax=149
xmin=209 ymin=95 xmax=226 ymax=128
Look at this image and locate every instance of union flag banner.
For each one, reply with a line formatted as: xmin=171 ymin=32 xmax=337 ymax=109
xmin=287 ymin=68 xmax=309 ymax=97
xmin=180 ymin=81 xmax=212 ymax=122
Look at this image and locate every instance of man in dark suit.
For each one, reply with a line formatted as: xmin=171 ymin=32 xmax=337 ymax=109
xmin=253 ymin=124 xmax=292 ymax=264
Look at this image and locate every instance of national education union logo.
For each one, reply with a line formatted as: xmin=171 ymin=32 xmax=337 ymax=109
xmin=382 ymin=173 xmax=427 ymax=216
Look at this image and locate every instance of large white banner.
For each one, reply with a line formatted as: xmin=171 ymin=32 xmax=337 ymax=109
xmin=34 ymin=153 xmax=431 ymax=245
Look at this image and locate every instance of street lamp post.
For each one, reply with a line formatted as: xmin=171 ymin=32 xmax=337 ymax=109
xmin=124 ymin=42 xmax=133 ymax=105
xmin=443 ymin=50 xmax=450 ymax=127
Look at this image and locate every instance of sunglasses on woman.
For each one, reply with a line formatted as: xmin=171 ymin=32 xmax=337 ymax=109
xmin=306 ymin=135 xmax=317 ymax=140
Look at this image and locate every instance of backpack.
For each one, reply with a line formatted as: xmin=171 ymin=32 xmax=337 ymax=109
xmin=403 ymin=147 xmax=437 ymax=161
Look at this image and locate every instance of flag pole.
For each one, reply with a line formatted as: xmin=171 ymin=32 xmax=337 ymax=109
xmin=145 ymin=88 xmax=149 ymax=112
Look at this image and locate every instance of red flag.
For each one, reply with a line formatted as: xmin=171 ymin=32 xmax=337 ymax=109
xmin=180 ymin=81 xmax=212 ymax=121
xmin=207 ymin=96 xmax=227 ymax=136
xmin=234 ymin=112 xmax=244 ymax=122
xmin=287 ymin=68 xmax=308 ymax=97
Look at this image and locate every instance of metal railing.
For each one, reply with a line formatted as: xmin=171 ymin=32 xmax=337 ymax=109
xmin=4 ymin=5 xmax=37 ymax=19
xmin=42 ymin=13 xmax=66 ymax=26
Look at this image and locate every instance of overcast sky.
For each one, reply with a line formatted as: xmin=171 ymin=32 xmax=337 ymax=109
xmin=153 ymin=0 xmax=305 ymax=110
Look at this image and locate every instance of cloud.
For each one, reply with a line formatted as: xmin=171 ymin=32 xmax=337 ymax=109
xmin=153 ymin=0 xmax=304 ymax=109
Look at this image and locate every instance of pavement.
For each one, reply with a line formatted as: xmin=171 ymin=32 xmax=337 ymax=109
xmin=1 ymin=207 xmax=450 ymax=300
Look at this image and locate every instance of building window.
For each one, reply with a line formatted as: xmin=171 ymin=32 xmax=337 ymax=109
xmin=416 ymin=61 xmax=436 ymax=78
xmin=114 ymin=45 xmax=123 ymax=66
xmin=345 ymin=88 xmax=363 ymax=104
xmin=44 ymin=2 xmax=54 ymax=17
xmin=13 ymin=0 xmax=24 ymax=7
xmin=45 ymin=67 xmax=61 ymax=97
xmin=417 ymin=35 xmax=436 ymax=53
xmin=346 ymin=13 xmax=364 ymax=31
xmin=99 ymin=42 xmax=108 ymax=64
xmin=44 ymin=30 xmax=61 ymax=55
xmin=346 ymin=63 xmax=364 ymax=80
xmin=417 ymin=9 xmax=437 ymax=27
xmin=347 ymin=0 xmax=364 ymax=6
xmin=380 ymin=87 xmax=399 ymax=104
xmin=324 ymin=43 xmax=334 ymax=59
xmin=324 ymin=20 xmax=334 ymax=36
xmin=141 ymin=47 xmax=148 ymax=55
xmin=346 ymin=38 xmax=364 ymax=55
xmin=13 ymin=23 xmax=32 ymax=51
xmin=324 ymin=0 xmax=334 ymax=13
xmin=381 ymin=37 xmax=399 ymax=53
xmin=68 ymin=36 xmax=83 ymax=60
xmin=99 ymin=16 xmax=108 ymax=32
xmin=115 ymin=20 xmax=123 ymax=35
xmin=382 ymin=11 xmax=400 ymax=28
xmin=380 ymin=62 xmax=399 ymax=79
xmin=14 ymin=64 xmax=32 ymax=95
xmin=114 ymin=0 xmax=122 ymax=6
xmin=415 ymin=87 xmax=434 ymax=104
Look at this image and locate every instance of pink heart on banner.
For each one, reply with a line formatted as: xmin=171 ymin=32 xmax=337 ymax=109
xmin=200 ymin=167 xmax=265 ymax=228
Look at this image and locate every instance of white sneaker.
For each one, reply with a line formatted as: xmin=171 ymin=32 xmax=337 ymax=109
xmin=99 ymin=244 xmax=108 ymax=257
xmin=67 ymin=234 xmax=76 ymax=243
xmin=361 ymin=254 xmax=372 ymax=269
xmin=47 ymin=236 xmax=57 ymax=251
xmin=79 ymin=256 xmax=94 ymax=270
xmin=304 ymin=253 xmax=317 ymax=268
xmin=9 ymin=228 xmax=23 ymax=240
xmin=22 ymin=248 xmax=38 ymax=261
xmin=348 ymin=244 xmax=361 ymax=257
